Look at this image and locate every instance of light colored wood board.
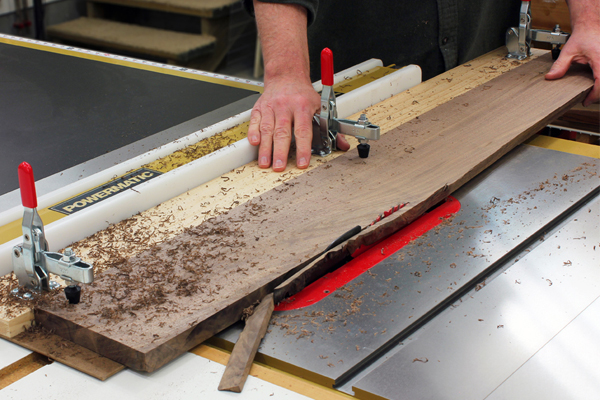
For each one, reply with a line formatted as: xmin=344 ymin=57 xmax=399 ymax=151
xmin=0 ymin=352 xmax=51 ymax=390
xmin=0 ymin=48 xmax=544 ymax=364
xmin=193 ymin=345 xmax=354 ymax=400
xmin=9 ymin=328 xmax=125 ymax=381
xmin=218 ymin=293 xmax=274 ymax=392
xmin=531 ymin=0 xmax=571 ymax=32
xmin=47 ymin=17 xmax=216 ymax=62
xmin=34 ymin=53 xmax=595 ymax=372
xmin=0 ymin=274 xmax=33 ymax=339
xmin=88 ymin=0 xmax=240 ymax=18
xmin=1 ymin=273 xmax=72 ymax=339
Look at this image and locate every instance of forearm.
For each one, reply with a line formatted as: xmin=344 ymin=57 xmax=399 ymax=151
xmin=254 ymin=1 xmax=312 ymax=87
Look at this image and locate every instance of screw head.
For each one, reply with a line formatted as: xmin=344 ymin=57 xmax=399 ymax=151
xmin=49 ymin=281 xmax=60 ymax=290
xmin=23 ymin=292 xmax=32 ymax=299
xmin=13 ymin=249 xmax=21 ymax=258
xmin=11 ymin=288 xmax=19 ymax=295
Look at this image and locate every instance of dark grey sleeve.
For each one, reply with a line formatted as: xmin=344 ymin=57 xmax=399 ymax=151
xmin=242 ymin=0 xmax=319 ymax=25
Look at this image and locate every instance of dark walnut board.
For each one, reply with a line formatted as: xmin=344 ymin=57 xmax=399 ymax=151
xmin=35 ymin=54 xmax=593 ymax=372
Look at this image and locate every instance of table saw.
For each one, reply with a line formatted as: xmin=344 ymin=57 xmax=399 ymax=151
xmin=0 ymin=34 xmax=598 ymax=400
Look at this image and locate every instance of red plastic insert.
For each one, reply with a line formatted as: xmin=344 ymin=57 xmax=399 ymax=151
xmin=18 ymin=162 xmax=37 ymax=209
xmin=275 ymin=196 xmax=461 ymax=311
xmin=321 ymin=48 xmax=334 ymax=86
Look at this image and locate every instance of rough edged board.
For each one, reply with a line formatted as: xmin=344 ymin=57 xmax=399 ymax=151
xmin=0 ymin=48 xmax=528 ymax=358
xmin=9 ymin=329 xmax=124 ymax=381
xmin=218 ymin=293 xmax=274 ymax=392
xmin=35 ymin=54 xmax=593 ymax=372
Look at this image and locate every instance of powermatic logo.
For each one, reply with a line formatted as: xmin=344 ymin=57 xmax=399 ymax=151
xmin=50 ymin=168 xmax=162 ymax=215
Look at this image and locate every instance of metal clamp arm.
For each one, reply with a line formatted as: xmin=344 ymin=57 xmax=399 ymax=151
xmin=42 ymin=251 xmax=94 ymax=284
xmin=334 ymin=116 xmax=381 ymax=141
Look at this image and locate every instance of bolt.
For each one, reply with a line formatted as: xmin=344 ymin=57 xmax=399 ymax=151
xmin=62 ymin=248 xmax=77 ymax=263
xmin=358 ymin=114 xmax=368 ymax=125
xmin=554 ymin=24 xmax=561 ymax=33
xmin=49 ymin=281 xmax=60 ymax=290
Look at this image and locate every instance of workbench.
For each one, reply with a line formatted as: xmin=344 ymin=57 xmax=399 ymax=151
xmin=1 ymin=33 xmax=598 ymax=400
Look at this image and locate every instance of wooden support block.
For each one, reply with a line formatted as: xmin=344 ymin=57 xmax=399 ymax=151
xmin=8 ymin=328 xmax=125 ymax=381
xmin=218 ymin=293 xmax=274 ymax=392
xmin=0 ymin=274 xmax=33 ymax=339
xmin=47 ymin=17 xmax=216 ymax=63
xmin=33 ymin=53 xmax=594 ymax=373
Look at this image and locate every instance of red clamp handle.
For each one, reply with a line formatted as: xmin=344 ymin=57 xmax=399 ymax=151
xmin=18 ymin=162 xmax=38 ymax=208
xmin=321 ymin=48 xmax=334 ymax=86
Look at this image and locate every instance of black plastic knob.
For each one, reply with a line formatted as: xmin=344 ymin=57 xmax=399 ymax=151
xmin=64 ymin=285 xmax=81 ymax=304
xmin=551 ymin=47 xmax=561 ymax=60
xmin=357 ymin=143 xmax=370 ymax=158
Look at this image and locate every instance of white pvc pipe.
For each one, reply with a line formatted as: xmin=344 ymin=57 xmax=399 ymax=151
xmin=0 ymin=63 xmax=422 ymax=276
xmin=0 ymin=141 xmax=258 ymax=276
xmin=0 ymin=110 xmax=251 ymax=228
xmin=312 ymin=58 xmax=384 ymax=93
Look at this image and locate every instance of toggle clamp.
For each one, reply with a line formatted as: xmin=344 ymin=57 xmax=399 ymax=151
xmin=506 ymin=0 xmax=570 ymax=61
xmin=11 ymin=162 xmax=93 ymax=304
xmin=312 ymin=48 xmax=381 ymax=159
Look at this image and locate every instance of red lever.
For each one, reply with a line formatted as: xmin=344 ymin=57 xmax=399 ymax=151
xmin=321 ymin=48 xmax=334 ymax=86
xmin=18 ymin=162 xmax=37 ymax=208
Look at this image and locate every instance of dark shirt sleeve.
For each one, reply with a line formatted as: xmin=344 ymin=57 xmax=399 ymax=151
xmin=242 ymin=0 xmax=319 ymax=25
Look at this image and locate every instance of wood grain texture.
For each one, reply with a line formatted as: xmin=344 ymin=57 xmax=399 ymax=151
xmin=9 ymin=329 xmax=124 ymax=381
xmin=33 ymin=53 xmax=593 ymax=372
xmin=218 ymin=293 xmax=274 ymax=392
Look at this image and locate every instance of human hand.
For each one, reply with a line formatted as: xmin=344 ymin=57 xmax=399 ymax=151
xmin=545 ymin=23 xmax=600 ymax=106
xmin=247 ymin=78 xmax=350 ymax=171
xmin=247 ymin=76 xmax=319 ymax=172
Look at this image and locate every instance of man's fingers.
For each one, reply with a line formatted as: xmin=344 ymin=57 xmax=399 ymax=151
xmin=293 ymin=111 xmax=314 ymax=169
xmin=272 ymin=114 xmax=293 ymax=172
xmin=336 ymin=134 xmax=350 ymax=151
xmin=257 ymin=109 xmax=276 ymax=168
xmin=546 ymin=46 xmax=574 ymax=80
xmin=248 ymin=108 xmax=262 ymax=146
